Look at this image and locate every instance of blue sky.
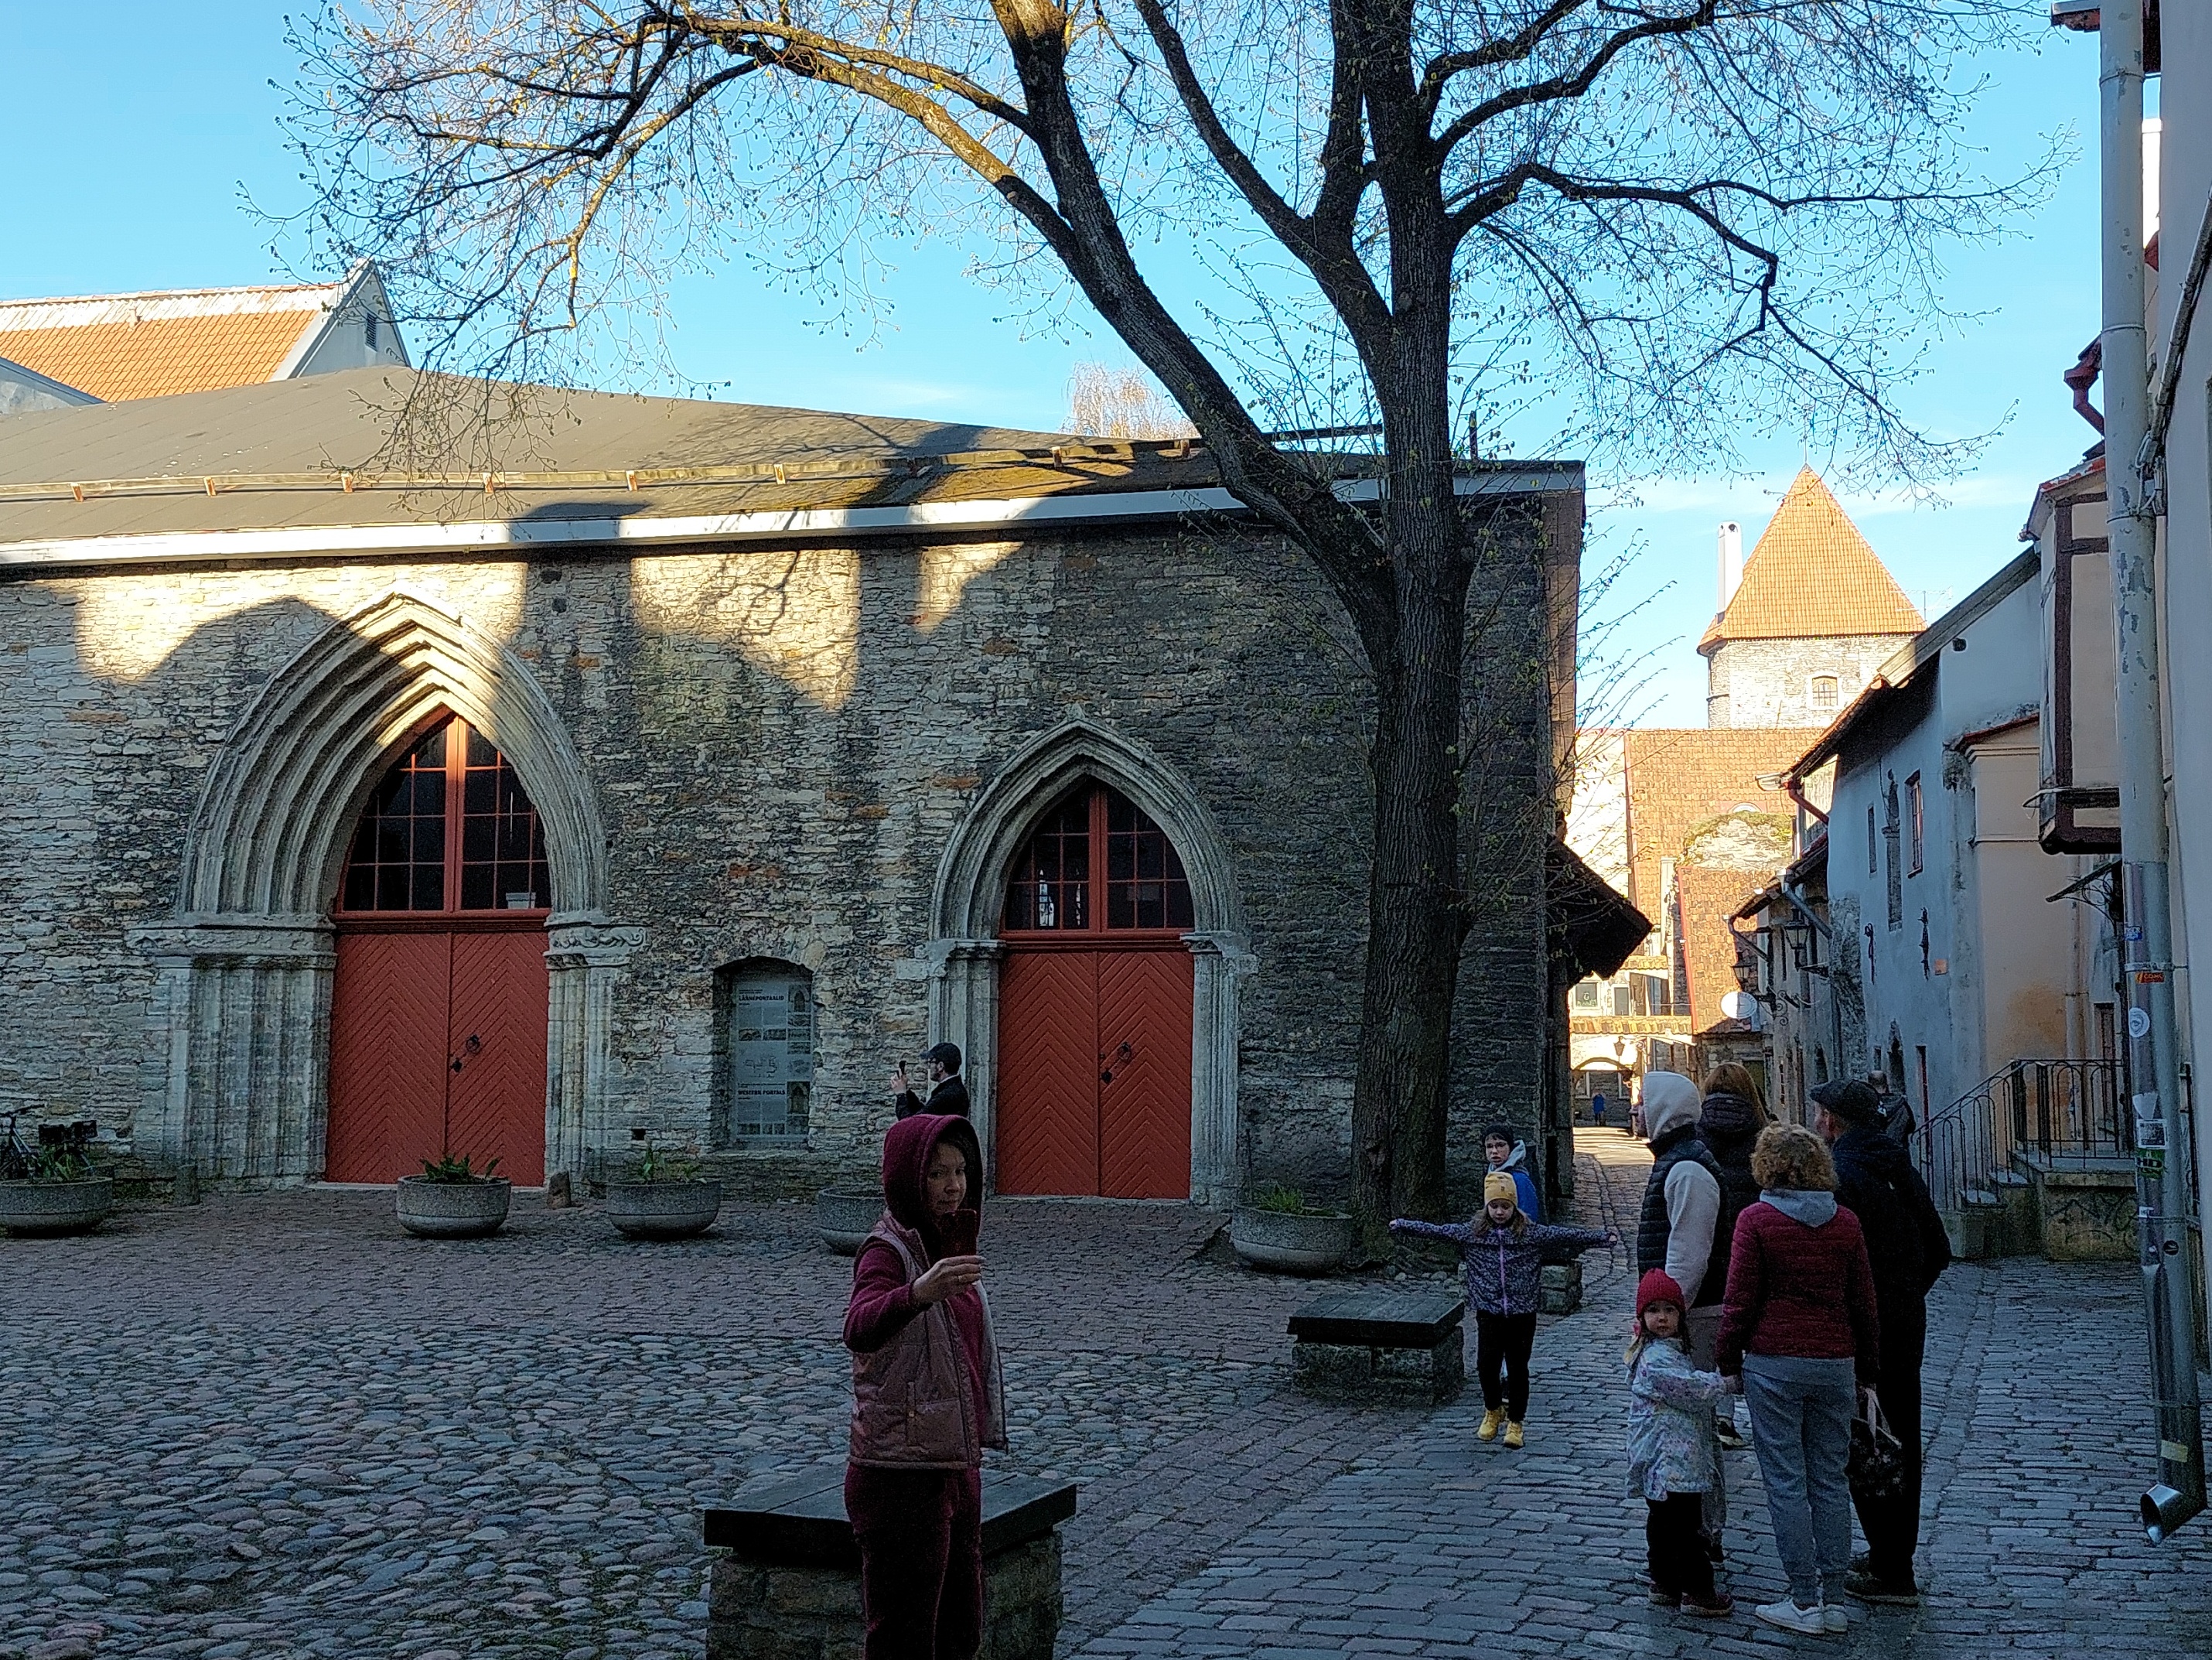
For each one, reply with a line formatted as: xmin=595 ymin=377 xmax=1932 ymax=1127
xmin=1 ymin=5 xmax=2115 ymax=726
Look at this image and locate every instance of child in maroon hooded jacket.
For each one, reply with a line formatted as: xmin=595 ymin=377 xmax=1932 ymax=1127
xmin=843 ymin=1113 xmax=1006 ymax=1660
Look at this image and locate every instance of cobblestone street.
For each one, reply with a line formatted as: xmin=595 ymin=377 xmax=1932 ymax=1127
xmin=4 ymin=1130 xmax=2209 ymax=1658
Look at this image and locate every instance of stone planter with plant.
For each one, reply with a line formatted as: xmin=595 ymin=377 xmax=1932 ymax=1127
xmin=1229 ymin=1186 xmax=1353 ymax=1276
xmin=0 ymin=1132 xmax=113 ymax=1238
xmin=395 ymin=1153 xmax=512 ymax=1239
xmin=604 ymin=1143 xmax=722 ymax=1241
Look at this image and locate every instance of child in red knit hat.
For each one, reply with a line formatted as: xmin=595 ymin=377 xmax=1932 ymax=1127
xmin=1627 ymin=1269 xmax=1736 ymax=1617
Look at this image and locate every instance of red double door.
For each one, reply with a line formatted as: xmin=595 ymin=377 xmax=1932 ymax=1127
xmin=996 ymin=946 xmax=1193 ymax=1199
xmin=326 ymin=929 xmax=548 ymax=1184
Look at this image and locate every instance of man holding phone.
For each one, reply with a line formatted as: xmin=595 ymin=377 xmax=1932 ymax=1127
xmin=892 ymin=1041 xmax=971 ymax=1120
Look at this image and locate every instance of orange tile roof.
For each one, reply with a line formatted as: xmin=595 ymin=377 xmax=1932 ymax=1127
xmin=1699 ymin=466 xmax=1924 ymax=652
xmin=1617 ymin=728 xmax=1811 ymax=916
xmin=1674 ymin=864 xmax=1772 ymax=1033
xmin=0 ymin=280 xmax=344 ymax=403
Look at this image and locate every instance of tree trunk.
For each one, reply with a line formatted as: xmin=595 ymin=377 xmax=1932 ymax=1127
xmin=1348 ymin=493 xmax=1473 ymax=1257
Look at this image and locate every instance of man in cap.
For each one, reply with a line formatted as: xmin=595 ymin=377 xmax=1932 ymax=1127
xmin=1812 ymin=1077 xmax=1951 ymax=1606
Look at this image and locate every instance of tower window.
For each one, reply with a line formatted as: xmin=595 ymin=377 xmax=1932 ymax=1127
xmin=1811 ymin=675 xmax=1840 ymax=713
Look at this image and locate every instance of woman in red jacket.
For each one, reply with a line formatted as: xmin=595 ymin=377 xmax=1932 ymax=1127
xmin=843 ymin=1113 xmax=1005 ymax=1660
xmin=1717 ymin=1124 xmax=1880 ymax=1638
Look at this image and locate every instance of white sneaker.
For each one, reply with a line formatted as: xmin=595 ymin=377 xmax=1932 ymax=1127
xmin=1753 ymin=1600 xmax=1828 ymax=1636
xmin=1822 ymin=1604 xmax=1848 ymax=1632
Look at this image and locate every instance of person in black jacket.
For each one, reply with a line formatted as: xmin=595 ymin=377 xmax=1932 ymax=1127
xmin=1697 ymin=1063 xmax=1770 ymax=1452
xmin=1812 ymin=1078 xmax=1951 ymax=1605
xmin=892 ymin=1042 xmax=971 ymax=1119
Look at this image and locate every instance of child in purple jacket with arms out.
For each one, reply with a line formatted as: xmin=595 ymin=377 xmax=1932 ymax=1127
xmin=1393 ymin=1173 xmax=1614 ymax=1447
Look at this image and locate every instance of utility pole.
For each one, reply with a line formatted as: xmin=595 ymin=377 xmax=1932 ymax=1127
xmin=2081 ymin=0 xmax=2206 ymax=1542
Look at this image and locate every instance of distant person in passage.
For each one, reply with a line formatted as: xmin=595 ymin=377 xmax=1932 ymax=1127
xmin=1592 ymin=1091 xmax=1611 ymax=1131
xmin=1391 ymin=1173 xmax=1614 ymax=1450
xmin=892 ymin=1041 xmax=970 ymax=1119
xmin=843 ymin=1114 xmax=1002 ymax=1660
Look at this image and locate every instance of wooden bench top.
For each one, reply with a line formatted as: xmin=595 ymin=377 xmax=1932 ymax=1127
xmin=705 ymin=1467 xmax=1077 ymax=1569
xmin=1288 ymin=1289 xmax=1466 ymax=1347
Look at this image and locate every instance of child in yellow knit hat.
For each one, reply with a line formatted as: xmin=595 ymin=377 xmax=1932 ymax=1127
xmin=1392 ymin=1173 xmax=1614 ymax=1447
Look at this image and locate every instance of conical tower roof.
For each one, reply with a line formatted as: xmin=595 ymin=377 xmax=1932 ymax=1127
xmin=1698 ymin=466 xmax=1923 ymax=655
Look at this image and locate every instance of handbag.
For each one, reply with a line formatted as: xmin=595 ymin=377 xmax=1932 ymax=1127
xmin=1847 ymin=1399 xmax=1909 ymax=1505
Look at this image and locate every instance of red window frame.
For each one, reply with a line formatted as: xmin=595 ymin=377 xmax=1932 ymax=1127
xmin=1002 ymin=785 xmax=1194 ymax=945
xmin=336 ymin=714 xmax=551 ymax=928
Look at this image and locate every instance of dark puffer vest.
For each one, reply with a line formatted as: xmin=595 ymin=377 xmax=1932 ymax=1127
xmin=1637 ymin=1124 xmax=1729 ymax=1308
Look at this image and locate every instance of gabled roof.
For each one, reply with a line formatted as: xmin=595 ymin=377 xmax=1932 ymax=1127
xmin=0 ymin=264 xmax=402 ymax=403
xmin=1698 ymin=467 xmax=1924 ymax=654
xmin=0 ymin=366 xmax=1585 ymax=568
xmin=0 ymin=354 xmax=99 ymax=415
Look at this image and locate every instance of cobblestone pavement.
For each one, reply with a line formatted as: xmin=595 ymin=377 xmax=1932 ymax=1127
xmin=1072 ymin=1130 xmax=2212 ymax=1658
xmin=5 ymin=1132 xmax=2209 ymax=1660
xmin=0 ymin=1182 xmax=1424 ymax=1659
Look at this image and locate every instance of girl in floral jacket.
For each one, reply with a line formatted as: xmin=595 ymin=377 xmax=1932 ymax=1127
xmin=1627 ymin=1269 xmax=1735 ymax=1617
xmin=1391 ymin=1173 xmax=1612 ymax=1448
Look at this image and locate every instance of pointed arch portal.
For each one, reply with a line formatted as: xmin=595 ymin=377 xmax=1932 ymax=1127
xmin=923 ymin=718 xmax=1253 ymax=1207
xmin=133 ymin=593 xmax=637 ymax=1184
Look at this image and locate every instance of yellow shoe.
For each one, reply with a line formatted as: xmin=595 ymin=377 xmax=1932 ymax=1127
xmin=1503 ymin=1420 xmax=1526 ymax=1449
xmin=1476 ymin=1408 xmax=1504 ymax=1442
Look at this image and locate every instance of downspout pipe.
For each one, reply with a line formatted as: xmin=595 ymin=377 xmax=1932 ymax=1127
xmin=2088 ymin=0 xmax=2205 ymax=1542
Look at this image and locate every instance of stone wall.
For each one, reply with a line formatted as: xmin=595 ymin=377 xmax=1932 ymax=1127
xmin=0 ymin=502 xmax=1569 ymax=1205
xmin=1705 ymin=633 xmax=1913 ymax=729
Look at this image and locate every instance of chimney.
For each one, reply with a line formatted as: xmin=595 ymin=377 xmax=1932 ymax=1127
xmin=1718 ymin=521 xmax=1744 ymax=610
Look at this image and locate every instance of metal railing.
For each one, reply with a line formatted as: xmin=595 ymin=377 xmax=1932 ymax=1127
xmin=1924 ymin=1057 xmax=2128 ymax=1217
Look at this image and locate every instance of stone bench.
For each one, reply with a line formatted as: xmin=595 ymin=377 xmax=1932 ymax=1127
xmin=1289 ymin=1289 xmax=1466 ymax=1406
xmin=704 ymin=1467 xmax=1077 ymax=1660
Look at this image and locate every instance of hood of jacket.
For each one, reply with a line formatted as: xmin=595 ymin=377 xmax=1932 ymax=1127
xmin=880 ymin=1112 xmax=985 ymax=1262
xmin=1498 ymin=1139 xmax=1530 ymax=1173
xmin=1698 ymin=1091 xmax=1763 ymax=1149
xmin=1762 ymin=1187 xmax=1838 ymax=1227
xmin=1641 ymin=1071 xmax=1702 ymax=1142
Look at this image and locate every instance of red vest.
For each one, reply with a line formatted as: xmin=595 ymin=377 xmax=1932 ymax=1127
xmin=846 ymin=1218 xmax=1007 ymax=1469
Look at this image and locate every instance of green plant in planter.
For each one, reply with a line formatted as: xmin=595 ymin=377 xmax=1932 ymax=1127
xmin=29 ymin=1144 xmax=94 ymax=1183
xmin=418 ymin=1151 xmax=501 ymax=1184
xmin=1251 ymin=1184 xmax=1308 ymax=1215
xmin=631 ymin=1141 xmax=702 ymax=1182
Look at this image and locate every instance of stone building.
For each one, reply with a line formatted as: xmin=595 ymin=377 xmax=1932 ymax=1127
xmin=0 ymin=367 xmax=1592 ymax=1211
xmin=1566 ymin=466 xmax=1922 ymax=1111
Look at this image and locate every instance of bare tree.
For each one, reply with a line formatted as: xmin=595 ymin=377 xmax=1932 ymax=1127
xmin=290 ymin=0 xmax=2046 ymax=1243
xmin=1066 ymin=362 xmax=1199 ymax=438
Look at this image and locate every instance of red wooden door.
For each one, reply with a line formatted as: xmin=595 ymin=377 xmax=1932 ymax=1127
xmin=995 ymin=951 xmax=1101 ymax=1195
xmin=327 ymin=933 xmax=452 ymax=1183
xmin=446 ymin=932 xmax=549 ymax=1184
xmin=324 ymin=713 xmax=553 ymax=1184
xmin=1097 ymin=951 xmax=1193 ymax=1199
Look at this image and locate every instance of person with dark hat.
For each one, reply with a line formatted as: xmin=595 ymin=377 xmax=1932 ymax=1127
xmin=892 ymin=1042 xmax=970 ymax=1119
xmin=1811 ymin=1077 xmax=1951 ymax=1607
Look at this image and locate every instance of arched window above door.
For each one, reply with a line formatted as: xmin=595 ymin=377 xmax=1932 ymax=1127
xmin=339 ymin=715 xmax=551 ymax=914
xmin=1003 ymin=784 xmax=1193 ymax=934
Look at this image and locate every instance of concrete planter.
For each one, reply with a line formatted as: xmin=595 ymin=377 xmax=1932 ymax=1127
xmin=0 ymin=1177 xmax=113 ymax=1237
xmin=605 ymin=1179 xmax=723 ymax=1241
xmin=816 ymin=1188 xmax=885 ymax=1255
xmin=395 ymin=1176 xmax=512 ymax=1239
xmin=1229 ymin=1207 xmax=1353 ymax=1276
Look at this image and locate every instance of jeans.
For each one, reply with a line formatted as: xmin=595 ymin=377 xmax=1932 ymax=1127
xmin=1475 ymin=1310 xmax=1538 ymax=1419
xmin=1743 ymin=1354 xmax=1857 ymax=1607
xmin=1852 ymin=1302 xmax=1927 ymax=1587
xmin=1647 ymin=1492 xmax=1717 ymax=1601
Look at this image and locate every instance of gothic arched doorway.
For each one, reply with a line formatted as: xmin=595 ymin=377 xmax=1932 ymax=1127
xmin=995 ymin=784 xmax=1195 ymax=1198
xmin=325 ymin=713 xmax=552 ymax=1184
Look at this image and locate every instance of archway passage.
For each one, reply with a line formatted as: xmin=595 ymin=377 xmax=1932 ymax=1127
xmin=995 ymin=785 xmax=1194 ymax=1199
xmin=326 ymin=715 xmax=551 ymax=1184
